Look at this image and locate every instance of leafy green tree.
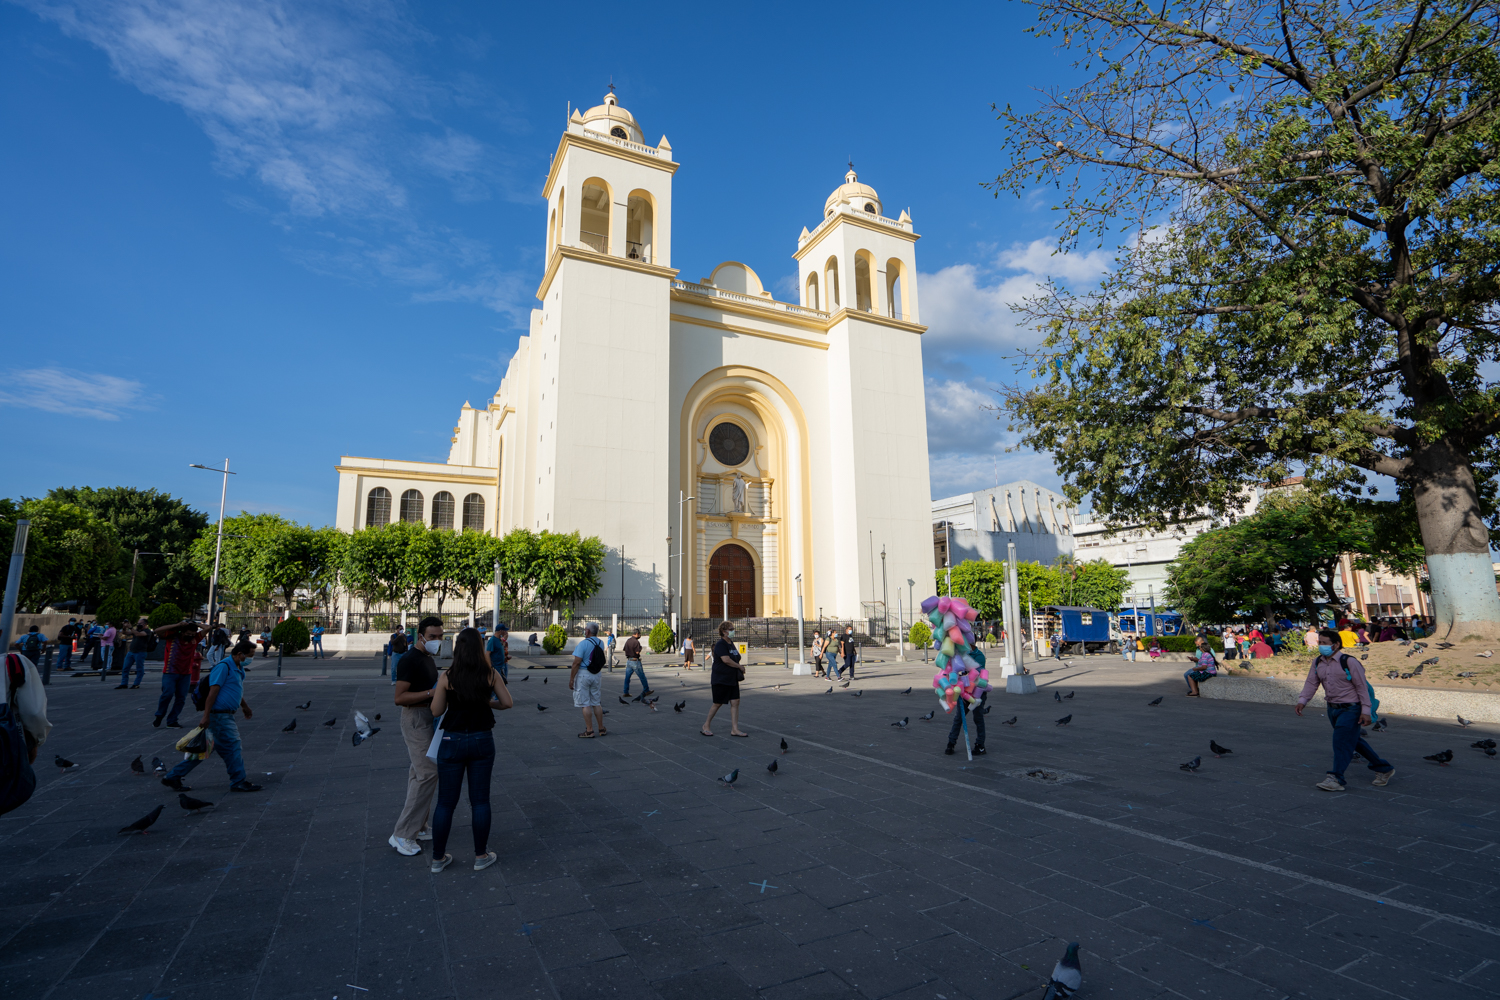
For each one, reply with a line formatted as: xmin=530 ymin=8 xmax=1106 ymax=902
xmin=254 ymin=523 xmax=344 ymax=610
xmin=542 ymin=623 xmax=568 ymax=654
xmin=272 ymin=616 xmax=311 ymax=654
xmin=1014 ymin=562 xmax=1061 ymax=612
xmin=648 ymin=619 xmax=674 ymax=653
xmin=189 ymin=512 xmax=294 ymax=607
xmin=343 ymin=522 xmax=417 ymax=608
xmin=1070 ymin=560 xmax=1132 ymax=612
xmin=147 ymin=602 xmax=187 ymax=628
xmin=48 ymin=486 xmax=207 ymax=608
xmin=908 ymin=621 xmax=933 ymax=649
xmin=936 ymin=561 xmax=1008 ymax=620
xmin=448 ymin=530 xmax=503 ymax=616
xmin=0 ymin=497 xmax=125 ymax=611
xmin=497 ymin=528 xmax=541 ymax=604
xmin=534 ymin=531 xmax=606 ymax=611
xmin=94 ymin=588 xmax=141 ymax=626
xmin=992 ymin=0 xmax=1500 ymax=634
xmin=403 ymin=524 xmax=455 ymax=612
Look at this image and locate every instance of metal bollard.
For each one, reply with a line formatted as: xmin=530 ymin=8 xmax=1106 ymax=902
xmin=42 ymin=646 xmax=52 ymax=685
xmin=784 ymin=643 xmax=789 ymax=669
xmin=277 ymin=649 xmax=282 ymax=677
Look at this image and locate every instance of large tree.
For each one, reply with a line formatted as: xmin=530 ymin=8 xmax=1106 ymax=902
xmin=0 ymin=498 xmax=125 ymax=611
xmin=533 ymin=531 xmax=606 ymax=612
xmin=253 ymin=523 xmax=345 ymax=610
xmin=48 ymin=486 xmax=208 ymax=608
xmin=993 ymin=0 xmax=1500 ymax=635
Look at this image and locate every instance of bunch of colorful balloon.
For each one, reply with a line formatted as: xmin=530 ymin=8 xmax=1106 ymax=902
xmin=922 ymin=595 xmax=989 ymax=713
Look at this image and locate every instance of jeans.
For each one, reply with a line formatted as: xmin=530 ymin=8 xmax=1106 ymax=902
xmin=101 ymin=644 xmax=113 ymax=673
xmin=1326 ymin=703 xmax=1392 ymax=782
xmin=827 ymin=655 xmax=841 ymax=680
xmin=57 ymin=644 xmax=72 ymax=669
xmin=947 ymin=690 xmax=988 ymax=747
xmin=844 ymin=654 xmax=856 ymax=680
xmin=432 ymin=730 xmax=496 ymax=859
xmin=490 ymin=655 xmax=507 ymax=683
xmin=165 ymin=711 xmax=247 ymax=786
xmin=623 ymin=660 xmax=648 ymax=696
xmin=1184 ymin=669 xmax=1214 ymax=688
xmin=155 ymin=673 xmax=192 ymax=723
xmin=122 ymin=652 xmax=147 ymax=685
xmin=311 ymin=638 xmax=324 ymax=659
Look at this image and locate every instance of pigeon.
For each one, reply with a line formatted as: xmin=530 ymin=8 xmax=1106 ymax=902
xmin=902 ymin=687 xmax=912 ymax=695
xmin=178 ymin=793 xmax=213 ymax=813
xmin=1420 ymin=656 xmax=1439 ymax=667
xmin=282 ymin=719 xmax=297 ymax=732
xmin=920 ymin=711 xmax=935 ymax=721
xmin=520 ymin=675 xmax=529 ymax=681
xmin=619 ymin=696 xmax=631 ymax=705
xmin=825 ymin=686 xmax=833 ymax=694
xmin=1064 ymin=691 xmax=1075 ymax=700
xmin=1043 ymin=941 xmax=1082 ymax=999
xmin=1056 ymin=715 xmax=1072 ymax=726
xmin=1398 ymin=638 xmax=1411 ymax=646
xmin=353 ymin=732 xmax=371 ymax=747
xmin=118 ymin=804 xmax=164 ymax=835
xmin=780 ymin=738 xmax=789 ymax=753
xmin=537 ymin=704 xmax=548 ymax=711
xmin=152 ymin=757 xmax=165 ymax=774
xmin=1457 ymin=715 xmax=1473 ymax=727
xmin=354 ymin=710 xmax=379 ymax=738
xmin=852 ymin=690 xmax=863 ymax=698
xmin=374 ymin=713 xmax=381 ymax=720
xmin=1486 ymin=748 xmax=1498 ymax=758
xmin=321 ymin=717 xmax=337 ymax=728
xmin=1424 ymin=749 xmax=1454 ymax=765
xmin=130 ymin=755 xmax=144 ymax=775
xmin=1210 ymin=740 xmax=1233 ymax=757
xmin=1387 ymin=670 xmax=1400 ymax=680
xmin=296 ymin=701 xmax=311 ymax=710
xmin=1472 ymin=739 xmax=1497 ymax=749
xmin=1360 ymin=655 xmax=1368 ymax=661
xmin=673 ymin=701 xmax=686 ymax=712
xmin=1477 ymin=650 xmax=1494 ymax=658
xmin=767 ymin=759 xmax=779 ymax=774
xmin=840 ymin=681 xmax=850 ymax=688
xmin=1054 ymin=691 xmax=1062 ymax=702
xmin=1436 ymin=642 xmax=1455 ymax=649
xmin=717 ymin=768 xmax=739 ymax=785
xmin=1457 ymin=671 xmax=1478 ymax=678
xmin=1180 ymin=756 xmax=1202 ymax=772
xmin=1002 ymin=716 xmax=1017 ymax=726
xmin=543 ymin=677 xmax=548 ymax=684
xmin=1401 ymin=673 xmax=1412 ymax=679
xmin=1413 ymin=642 xmax=1427 ymax=651
xmin=54 ymin=755 xmax=75 ymax=769
xmin=1148 ymin=696 xmax=1163 ymax=706
xmin=980 ymin=704 xmax=992 ymax=714
xmin=892 ymin=717 xmax=909 ymax=729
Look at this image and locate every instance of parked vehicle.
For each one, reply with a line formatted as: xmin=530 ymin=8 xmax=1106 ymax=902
xmin=1041 ymin=605 xmax=1119 ymax=655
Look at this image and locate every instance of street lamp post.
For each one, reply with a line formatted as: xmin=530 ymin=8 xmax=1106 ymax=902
xmin=189 ymin=459 xmax=236 ymax=624
xmin=676 ymin=492 xmax=695 ymax=638
xmin=129 ymin=549 xmax=174 ymax=598
xmin=794 ymin=573 xmax=806 ymax=667
xmin=880 ymin=544 xmax=888 ymax=643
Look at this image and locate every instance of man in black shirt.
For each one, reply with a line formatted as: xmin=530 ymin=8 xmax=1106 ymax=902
xmin=390 ymin=616 xmax=443 ymax=857
xmin=56 ymin=619 xmax=77 ymax=670
xmin=700 ymin=621 xmax=748 ymax=737
xmin=116 ymin=619 xmax=153 ymax=689
xmin=840 ymin=627 xmax=858 ymax=681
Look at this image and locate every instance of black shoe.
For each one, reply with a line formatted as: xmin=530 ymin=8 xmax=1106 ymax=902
xmin=114 ymin=684 xmax=128 ymax=689
xmin=973 ymin=745 xmax=987 ymax=756
xmin=166 ymin=721 xmax=183 ymax=729
xmin=944 ymin=743 xmax=955 ymax=756
xmin=230 ymin=780 xmax=263 ymax=793
xmin=162 ymin=777 xmax=190 ymax=792
xmin=152 ymin=716 xmax=163 ymax=728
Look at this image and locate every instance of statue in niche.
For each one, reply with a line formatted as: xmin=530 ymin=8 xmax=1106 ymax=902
xmin=731 ymin=472 xmax=748 ymax=513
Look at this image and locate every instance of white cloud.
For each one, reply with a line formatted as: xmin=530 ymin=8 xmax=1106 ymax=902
xmin=0 ymin=367 xmax=149 ymax=420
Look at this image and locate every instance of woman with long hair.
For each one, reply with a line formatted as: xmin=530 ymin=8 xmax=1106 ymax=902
xmin=428 ymin=627 xmax=514 ymax=873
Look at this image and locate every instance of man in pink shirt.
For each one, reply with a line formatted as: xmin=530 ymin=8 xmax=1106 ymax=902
xmin=1296 ymin=629 xmax=1394 ymax=791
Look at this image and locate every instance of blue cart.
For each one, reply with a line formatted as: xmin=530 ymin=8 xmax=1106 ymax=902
xmin=1041 ymin=605 xmax=1119 ymax=655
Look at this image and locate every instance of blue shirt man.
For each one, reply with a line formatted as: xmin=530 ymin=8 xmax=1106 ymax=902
xmin=486 ymin=624 xmax=509 ymax=682
xmin=161 ymin=641 xmax=262 ymax=794
xmin=311 ymin=624 xmax=325 ymax=659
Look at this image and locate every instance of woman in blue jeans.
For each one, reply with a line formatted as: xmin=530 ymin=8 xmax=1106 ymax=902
xmin=428 ymin=628 xmax=514 ymax=873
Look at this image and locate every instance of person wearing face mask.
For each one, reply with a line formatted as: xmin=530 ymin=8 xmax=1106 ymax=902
xmin=700 ymin=620 xmax=748 ymax=737
xmin=1296 ymin=629 xmax=1395 ymax=791
xmin=390 ymin=616 xmax=444 ymax=856
xmin=160 ymin=640 xmax=262 ymax=793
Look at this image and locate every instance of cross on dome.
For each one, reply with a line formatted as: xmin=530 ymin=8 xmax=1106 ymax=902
xmin=825 ymin=165 xmax=881 ymax=217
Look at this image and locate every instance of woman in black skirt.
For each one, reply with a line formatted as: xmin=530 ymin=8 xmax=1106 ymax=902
xmin=700 ymin=620 xmax=747 ymax=737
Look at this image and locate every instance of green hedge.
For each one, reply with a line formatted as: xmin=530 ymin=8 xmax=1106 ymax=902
xmin=273 ymin=617 xmax=310 ymax=654
xmin=147 ymin=603 xmax=187 ymax=629
xmin=542 ymin=623 xmax=567 ymax=654
xmin=648 ymin=619 xmax=674 ymax=653
xmin=1137 ymin=635 xmax=1200 ymax=652
xmin=908 ymin=622 xmax=932 ymax=648
xmin=94 ymin=588 xmax=140 ymax=626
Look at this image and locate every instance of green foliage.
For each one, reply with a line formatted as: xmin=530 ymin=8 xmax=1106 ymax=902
xmin=542 ymin=623 xmax=567 ymax=655
xmin=497 ymin=528 xmax=541 ymax=603
xmin=648 ymin=619 xmax=674 ymax=653
xmin=908 ymin=621 xmax=933 ymax=648
xmin=343 ymin=522 xmax=419 ymax=607
xmin=49 ymin=486 xmax=208 ymax=608
xmin=272 ymin=616 xmax=311 ymax=654
xmin=533 ymin=531 xmax=606 ymax=610
xmin=933 ymin=557 xmax=1130 ymax=622
xmin=1013 ymin=561 xmax=1061 ymax=610
xmin=992 ymin=0 xmax=1500 ymax=623
xmin=1068 ymin=560 xmax=1131 ymax=612
xmin=1148 ymin=636 xmax=1200 ymax=653
xmin=189 ymin=512 xmax=291 ymax=606
xmin=942 ymin=561 xmax=1007 ymax=619
xmin=0 ymin=497 xmax=125 ymax=611
xmin=447 ymin=529 xmax=504 ymax=612
xmin=147 ymin=602 xmax=187 ymax=628
xmin=94 ymin=588 xmax=141 ymax=625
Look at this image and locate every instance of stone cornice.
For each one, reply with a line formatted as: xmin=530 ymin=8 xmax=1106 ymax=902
xmin=536 ymin=246 xmax=679 ymax=301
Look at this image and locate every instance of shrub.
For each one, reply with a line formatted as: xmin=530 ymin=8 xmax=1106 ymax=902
xmin=273 ymin=617 xmax=311 ymax=654
xmin=648 ymin=619 xmax=674 ymax=653
xmin=94 ymin=588 xmax=140 ymax=626
xmin=908 ymin=622 xmax=932 ymax=648
xmin=147 ymin=602 xmax=187 ymax=629
xmin=542 ymin=623 xmax=567 ymax=654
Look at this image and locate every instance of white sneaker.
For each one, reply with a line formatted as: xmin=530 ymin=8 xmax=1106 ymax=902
xmin=1316 ymin=776 xmax=1346 ymax=792
xmin=431 ymin=853 xmax=453 ymax=873
xmin=1372 ymin=768 xmax=1395 ymax=787
xmin=388 ymin=834 xmax=421 ymax=856
xmin=474 ymin=851 xmax=498 ymax=871
xmin=415 ymin=829 xmax=433 ymax=841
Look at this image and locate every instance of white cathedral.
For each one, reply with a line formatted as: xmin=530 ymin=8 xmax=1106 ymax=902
xmin=334 ymin=92 xmax=933 ymax=622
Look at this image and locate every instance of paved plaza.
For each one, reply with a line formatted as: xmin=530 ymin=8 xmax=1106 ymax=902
xmin=2 ymin=650 xmax=1498 ymax=1000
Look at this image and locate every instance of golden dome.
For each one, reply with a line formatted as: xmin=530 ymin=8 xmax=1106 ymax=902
xmin=579 ymin=91 xmax=642 ymax=144
xmin=824 ymin=168 xmax=881 ymax=216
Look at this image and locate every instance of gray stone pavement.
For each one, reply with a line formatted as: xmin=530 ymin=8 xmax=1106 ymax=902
xmin=2 ymin=650 xmax=1498 ymax=1000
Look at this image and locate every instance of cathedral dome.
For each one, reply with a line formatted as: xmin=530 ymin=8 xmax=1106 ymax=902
xmin=824 ymin=168 xmax=880 ymax=217
xmin=580 ymin=91 xmax=643 ymax=144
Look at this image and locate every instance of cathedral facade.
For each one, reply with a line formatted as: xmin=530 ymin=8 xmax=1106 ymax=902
xmin=334 ymin=92 xmax=933 ymax=621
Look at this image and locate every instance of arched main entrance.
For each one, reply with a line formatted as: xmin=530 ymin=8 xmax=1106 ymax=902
xmin=708 ymin=543 xmax=756 ymax=619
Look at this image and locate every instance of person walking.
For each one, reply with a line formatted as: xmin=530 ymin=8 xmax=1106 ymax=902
xmin=310 ymin=623 xmax=325 ymax=659
xmin=390 ymin=616 xmax=444 ymax=857
xmin=681 ymin=635 xmax=695 ymax=671
xmin=55 ymin=619 xmax=77 ymax=671
xmin=700 ymin=620 xmax=748 ymax=737
xmin=18 ymin=626 xmax=46 ymax=666
xmin=96 ymin=621 xmax=116 ymax=676
xmin=485 ymin=622 xmax=509 ymax=683
xmin=841 ymin=626 xmax=858 ymax=681
xmin=82 ymin=621 xmax=103 ymax=671
xmin=152 ymin=620 xmax=206 ymax=728
xmin=1296 ymin=629 xmax=1395 ymax=791
xmin=1222 ymin=628 xmax=1237 ymax=661
xmin=160 ymin=640 xmax=262 ymax=793
xmin=605 ymin=629 xmax=617 ymax=670
xmin=115 ymin=619 xmax=152 ymax=689
xmin=1183 ymin=637 xmax=1218 ymax=696
xmin=569 ymin=622 xmax=608 ymax=737
xmin=811 ymin=631 xmax=825 ymax=678
xmin=945 ymin=688 xmax=988 ymax=757
xmin=621 ymin=628 xmax=647 ymax=698
xmin=427 ymin=627 xmax=513 ymax=873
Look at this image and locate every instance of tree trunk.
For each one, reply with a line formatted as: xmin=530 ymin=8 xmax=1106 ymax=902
xmin=1411 ymin=438 xmax=1500 ymax=638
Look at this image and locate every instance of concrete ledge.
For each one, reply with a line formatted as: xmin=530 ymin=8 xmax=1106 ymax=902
xmin=1199 ymin=674 xmax=1500 ymax=723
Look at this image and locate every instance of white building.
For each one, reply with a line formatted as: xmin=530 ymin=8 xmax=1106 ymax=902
xmin=931 ymin=481 xmax=1077 ymax=568
xmin=335 ymin=91 xmax=933 ymax=621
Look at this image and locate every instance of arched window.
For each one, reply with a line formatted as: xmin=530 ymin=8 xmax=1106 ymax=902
xmin=864 ymin=202 xmax=876 ymax=213
xmin=400 ymin=489 xmax=423 ymax=523
xmin=886 ymin=258 xmax=907 ymax=320
xmin=366 ymin=487 xmax=391 ymax=527
xmin=431 ymin=491 xmax=455 ymax=529
xmin=626 ymin=190 xmax=654 ymax=262
xmin=854 ymin=251 xmax=874 ymax=312
xmin=610 ymin=126 xmax=628 ymax=140
xmin=824 ymin=256 xmax=840 ymax=308
xmin=462 ymin=493 xmax=486 ymax=532
xmin=547 ymin=207 xmax=556 ymax=259
xmin=579 ymin=177 xmax=611 ymax=254
xmin=805 ymin=271 xmax=820 ymax=310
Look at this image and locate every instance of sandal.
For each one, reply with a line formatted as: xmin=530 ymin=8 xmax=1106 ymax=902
xmin=700 ymin=729 xmax=713 ymax=737
xmin=730 ymin=732 xmax=750 ymax=738
xmin=598 ymin=728 xmax=607 ymax=736
xmin=577 ymin=731 xmax=596 ymax=738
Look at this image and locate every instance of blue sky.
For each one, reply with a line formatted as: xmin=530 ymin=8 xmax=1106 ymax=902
xmin=0 ymin=0 xmax=1112 ymax=524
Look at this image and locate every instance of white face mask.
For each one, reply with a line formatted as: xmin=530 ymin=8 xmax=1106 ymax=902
xmin=424 ymin=639 xmax=442 ymax=655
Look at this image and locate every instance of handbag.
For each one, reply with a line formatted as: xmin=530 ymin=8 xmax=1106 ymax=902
xmin=176 ymin=726 xmax=212 ymax=754
xmin=0 ymin=654 xmax=38 ymax=817
xmin=425 ymin=713 xmax=447 ymax=760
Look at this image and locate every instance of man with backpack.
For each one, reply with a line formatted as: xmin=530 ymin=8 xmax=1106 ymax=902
xmin=568 ymin=622 xmax=608 ymax=738
xmin=1296 ymin=628 xmax=1394 ymax=792
xmin=18 ymin=627 xmax=46 ymax=665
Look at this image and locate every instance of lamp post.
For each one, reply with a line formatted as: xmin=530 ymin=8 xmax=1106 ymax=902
xmin=189 ymin=459 xmax=236 ymax=625
xmin=129 ymin=549 xmax=173 ymax=597
xmin=880 ymin=544 xmax=888 ymax=643
xmin=676 ymin=492 xmax=695 ymax=634
xmin=0 ymin=520 xmax=30 ymax=655
xmin=794 ymin=573 xmax=806 ymax=666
